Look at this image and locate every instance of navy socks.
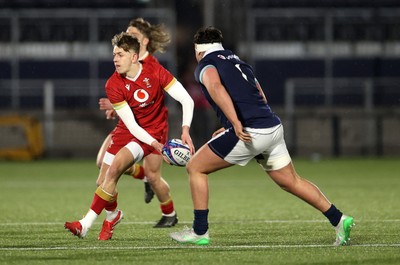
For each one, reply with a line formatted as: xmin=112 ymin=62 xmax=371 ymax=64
xmin=193 ymin=209 xmax=209 ymax=235
xmin=323 ymin=204 xmax=343 ymax=227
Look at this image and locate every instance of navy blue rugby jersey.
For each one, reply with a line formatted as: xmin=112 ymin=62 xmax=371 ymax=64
xmin=194 ymin=49 xmax=281 ymax=129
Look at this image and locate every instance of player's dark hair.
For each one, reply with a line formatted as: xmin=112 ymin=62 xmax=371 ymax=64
xmin=127 ymin=17 xmax=170 ymax=54
xmin=193 ymin=26 xmax=223 ymax=44
xmin=111 ymin=32 xmax=140 ymax=54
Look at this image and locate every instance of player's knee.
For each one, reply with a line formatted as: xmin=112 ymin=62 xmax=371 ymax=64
xmin=186 ymin=159 xmax=195 ymax=175
xmin=124 ymin=165 xmax=134 ymax=176
xmin=278 ymin=176 xmax=300 ymax=193
xmin=107 ymin=165 xmax=123 ymax=181
xmin=145 ymin=170 xmax=160 ymax=183
xmin=186 ymin=160 xmax=205 ymax=178
xmin=278 ymin=183 xmax=291 ymax=192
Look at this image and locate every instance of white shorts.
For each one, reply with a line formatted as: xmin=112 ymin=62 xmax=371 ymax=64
xmin=208 ymin=124 xmax=291 ymax=171
xmin=103 ymin=141 xmax=144 ymax=166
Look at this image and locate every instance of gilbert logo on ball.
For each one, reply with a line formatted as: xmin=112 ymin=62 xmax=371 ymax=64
xmin=162 ymin=139 xmax=191 ymax=166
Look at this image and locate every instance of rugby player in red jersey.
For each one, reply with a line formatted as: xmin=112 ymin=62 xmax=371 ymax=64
xmin=95 ymin=19 xmax=188 ymax=235
xmin=65 ymin=32 xmax=194 ymax=240
xmin=97 ymin=18 xmax=173 ymax=206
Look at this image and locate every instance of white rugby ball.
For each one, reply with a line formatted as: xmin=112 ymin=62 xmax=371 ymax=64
xmin=162 ymin=139 xmax=191 ymax=167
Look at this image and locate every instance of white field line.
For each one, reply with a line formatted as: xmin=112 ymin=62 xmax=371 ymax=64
xmin=1 ymin=220 xmax=399 ymax=251
xmin=1 ymin=244 xmax=400 ymax=251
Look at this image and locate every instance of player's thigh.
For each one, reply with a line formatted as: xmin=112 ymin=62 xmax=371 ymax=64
xmin=187 ymin=143 xmax=232 ymax=175
xmin=143 ymin=153 xmax=163 ymax=180
xmin=108 ymin=147 xmax=136 ymax=179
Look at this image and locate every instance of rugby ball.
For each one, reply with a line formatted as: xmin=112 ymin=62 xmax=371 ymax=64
xmin=162 ymin=139 xmax=191 ymax=167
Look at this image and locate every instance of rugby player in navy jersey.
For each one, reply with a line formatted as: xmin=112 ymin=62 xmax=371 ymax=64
xmin=170 ymin=26 xmax=354 ymax=246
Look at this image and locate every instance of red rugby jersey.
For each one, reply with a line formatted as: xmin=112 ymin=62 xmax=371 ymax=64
xmin=105 ymin=56 xmax=175 ymax=134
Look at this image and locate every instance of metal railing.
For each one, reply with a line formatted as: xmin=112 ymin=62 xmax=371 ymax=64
xmin=283 ymin=77 xmax=400 ymax=156
xmin=0 ymin=8 xmax=177 ymax=110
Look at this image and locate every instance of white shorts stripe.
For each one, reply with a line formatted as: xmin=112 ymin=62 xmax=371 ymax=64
xmin=103 ymin=141 xmax=144 ymax=165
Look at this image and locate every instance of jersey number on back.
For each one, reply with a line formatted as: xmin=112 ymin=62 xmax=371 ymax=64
xmin=235 ymin=63 xmax=267 ymax=103
xmin=235 ymin=64 xmax=248 ymax=81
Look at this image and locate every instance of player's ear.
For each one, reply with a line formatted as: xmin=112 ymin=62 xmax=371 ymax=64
xmin=195 ymin=51 xmax=203 ymax=62
xmin=131 ymin=52 xmax=139 ymax=63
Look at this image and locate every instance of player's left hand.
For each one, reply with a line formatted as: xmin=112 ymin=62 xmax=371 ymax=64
xmin=99 ymin=98 xmax=113 ymax=110
xmin=181 ymin=126 xmax=195 ymax=154
xmin=237 ymin=130 xmax=252 ymax=143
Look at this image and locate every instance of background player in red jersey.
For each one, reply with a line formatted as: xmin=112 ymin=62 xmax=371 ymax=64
xmin=65 ymin=32 xmax=194 ymax=240
xmin=97 ymin=18 xmax=172 ymax=205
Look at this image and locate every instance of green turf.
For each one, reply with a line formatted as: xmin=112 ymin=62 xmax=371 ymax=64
xmin=0 ymin=158 xmax=399 ymax=265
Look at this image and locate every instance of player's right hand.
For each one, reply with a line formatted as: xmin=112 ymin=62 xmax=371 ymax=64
xmin=212 ymin=127 xmax=226 ymax=137
xmin=105 ymin=109 xmax=117 ymax=120
xmin=151 ymin=141 xmax=164 ymax=154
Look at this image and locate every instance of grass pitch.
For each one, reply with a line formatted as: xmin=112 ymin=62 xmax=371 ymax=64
xmin=0 ymin=158 xmax=399 ymax=265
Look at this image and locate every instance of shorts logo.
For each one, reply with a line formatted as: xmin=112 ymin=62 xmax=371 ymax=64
xmin=134 ymin=89 xmax=149 ymax=103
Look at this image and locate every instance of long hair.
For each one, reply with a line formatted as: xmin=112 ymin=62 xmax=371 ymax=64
xmin=128 ymin=18 xmax=170 ymax=54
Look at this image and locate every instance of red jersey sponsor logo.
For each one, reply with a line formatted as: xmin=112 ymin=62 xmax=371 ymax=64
xmin=134 ymin=89 xmax=149 ymax=103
